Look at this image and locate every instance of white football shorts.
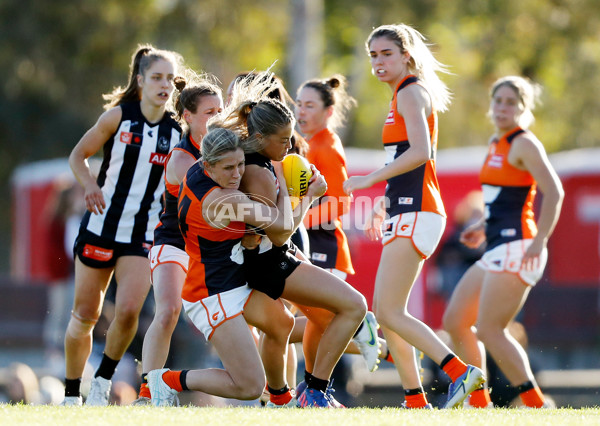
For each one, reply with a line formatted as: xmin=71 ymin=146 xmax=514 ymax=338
xmin=382 ymin=211 xmax=446 ymax=259
xmin=182 ymin=285 xmax=254 ymax=340
xmin=149 ymin=244 xmax=189 ymax=278
xmin=476 ymin=239 xmax=548 ymax=286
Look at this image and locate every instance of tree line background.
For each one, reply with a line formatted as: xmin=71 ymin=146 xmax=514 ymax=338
xmin=1 ymin=0 xmax=599 ymax=273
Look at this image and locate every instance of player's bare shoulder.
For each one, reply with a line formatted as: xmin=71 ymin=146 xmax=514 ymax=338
xmin=508 ymin=130 xmax=548 ymax=171
xmin=96 ymin=106 xmax=123 ymax=133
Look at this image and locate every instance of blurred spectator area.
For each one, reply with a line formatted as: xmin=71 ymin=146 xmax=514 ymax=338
xmin=0 ymin=277 xmax=47 ymax=348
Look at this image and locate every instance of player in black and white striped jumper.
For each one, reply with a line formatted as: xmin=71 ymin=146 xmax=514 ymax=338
xmin=61 ymin=44 xmax=182 ymax=407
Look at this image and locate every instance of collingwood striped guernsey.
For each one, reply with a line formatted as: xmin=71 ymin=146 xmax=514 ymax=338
xmin=80 ymin=101 xmax=181 ymax=243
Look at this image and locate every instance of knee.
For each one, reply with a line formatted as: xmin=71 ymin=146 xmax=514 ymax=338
xmin=156 ymin=302 xmax=182 ymax=329
xmin=475 ymin=322 xmax=498 ymax=345
xmin=350 ymin=293 xmax=368 ymax=322
xmin=245 ymin=381 xmax=266 ymax=400
xmin=373 ymin=305 xmax=402 ymax=330
xmin=442 ymin=310 xmax=461 ymax=336
xmin=66 ymin=313 xmax=97 ymax=340
xmin=269 ymin=310 xmax=295 ymax=342
xmin=282 ymin=310 xmax=295 ymax=335
xmin=113 ymin=303 xmax=141 ymax=328
xmin=235 ymin=376 xmax=266 ymax=400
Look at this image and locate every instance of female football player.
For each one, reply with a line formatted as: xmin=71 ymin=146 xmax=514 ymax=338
xmin=62 ymin=44 xmax=183 ymax=406
xmin=443 ymin=76 xmax=563 ymax=408
xmin=344 ymin=24 xmax=485 ymax=409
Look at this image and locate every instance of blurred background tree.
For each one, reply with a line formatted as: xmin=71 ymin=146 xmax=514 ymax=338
xmin=1 ymin=0 xmax=599 ymax=272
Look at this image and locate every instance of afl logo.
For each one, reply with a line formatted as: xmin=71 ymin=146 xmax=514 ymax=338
xmin=158 ymin=136 xmax=169 ymax=151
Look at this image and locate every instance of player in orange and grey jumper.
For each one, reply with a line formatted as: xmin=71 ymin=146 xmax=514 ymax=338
xmin=443 ymin=76 xmax=563 ymax=408
xmin=344 ymin=24 xmax=485 ymax=409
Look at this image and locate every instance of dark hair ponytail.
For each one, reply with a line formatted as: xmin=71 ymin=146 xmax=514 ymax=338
xmin=297 ymin=74 xmax=356 ymax=133
xmin=102 ymin=44 xmax=182 ymax=110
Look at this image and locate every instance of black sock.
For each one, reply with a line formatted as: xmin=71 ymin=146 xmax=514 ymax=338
xmin=94 ymin=353 xmax=120 ymax=380
xmin=64 ymin=378 xmax=81 ymax=397
xmin=268 ymin=384 xmax=290 ymax=395
xmin=404 ymin=387 xmax=425 ymax=396
xmin=306 ymin=373 xmax=328 ymax=393
xmin=180 ymin=370 xmax=190 ymax=391
xmin=439 ymin=353 xmax=455 ymax=369
xmin=517 ymin=380 xmax=535 ymax=393
xmin=353 ymin=321 xmax=364 ymax=338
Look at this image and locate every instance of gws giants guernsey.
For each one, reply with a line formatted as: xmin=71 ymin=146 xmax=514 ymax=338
xmin=154 ymin=133 xmax=201 ymax=250
xmin=479 ymin=127 xmax=537 ymax=250
xmin=382 ymin=75 xmax=445 ymax=218
xmin=305 ymin=128 xmax=354 ymax=274
xmin=178 ymin=162 xmax=246 ymax=303
xmin=81 ymin=102 xmax=181 ymax=243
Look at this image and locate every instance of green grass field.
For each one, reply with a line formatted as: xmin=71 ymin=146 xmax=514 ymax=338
xmin=1 ymin=405 xmax=600 ymax=425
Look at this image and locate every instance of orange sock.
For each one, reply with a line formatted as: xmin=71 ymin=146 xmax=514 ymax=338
xmin=139 ymin=382 xmax=151 ymax=398
xmin=385 ymin=349 xmax=394 ymax=364
xmin=520 ymin=387 xmax=545 ymax=408
xmin=162 ymin=370 xmax=184 ymax=392
xmin=469 ymin=388 xmax=491 ymax=407
xmin=270 ymin=390 xmax=293 ymax=406
xmin=405 ymin=392 xmax=429 ymax=408
xmin=441 ymin=355 xmax=468 ymax=382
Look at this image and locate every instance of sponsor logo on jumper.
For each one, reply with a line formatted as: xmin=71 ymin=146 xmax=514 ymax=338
xmin=385 ymin=109 xmax=395 ymax=125
xmin=149 ymin=152 xmax=168 ymax=165
xmin=120 ymin=131 xmax=133 ymax=144
xmin=312 ymin=253 xmax=327 ymax=262
xmin=500 ymin=228 xmax=517 ymax=237
xmin=398 ymin=197 xmax=413 ymax=205
xmin=488 ymin=154 xmax=504 ymax=168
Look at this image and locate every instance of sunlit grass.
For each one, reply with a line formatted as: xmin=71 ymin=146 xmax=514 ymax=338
xmin=1 ymin=405 xmax=599 ymax=425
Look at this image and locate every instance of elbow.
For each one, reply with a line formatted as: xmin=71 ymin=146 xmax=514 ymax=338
xmin=270 ymin=235 xmax=290 ymax=247
xmin=266 ymin=224 xmax=294 ymax=246
xmin=549 ymin=183 xmax=565 ymax=206
xmin=68 ymin=149 xmax=78 ymax=168
xmin=268 ymin=228 xmax=293 ymax=246
xmin=69 ymin=146 xmax=85 ymax=170
xmin=557 ymin=184 xmax=565 ymax=203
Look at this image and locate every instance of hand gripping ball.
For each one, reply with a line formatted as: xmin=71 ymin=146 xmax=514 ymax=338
xmin=281 ymin=154 xmax=313 ymax=209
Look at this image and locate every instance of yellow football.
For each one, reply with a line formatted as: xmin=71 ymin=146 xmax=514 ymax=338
xmin=281 ymin=154 xmax=313 ymax=208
